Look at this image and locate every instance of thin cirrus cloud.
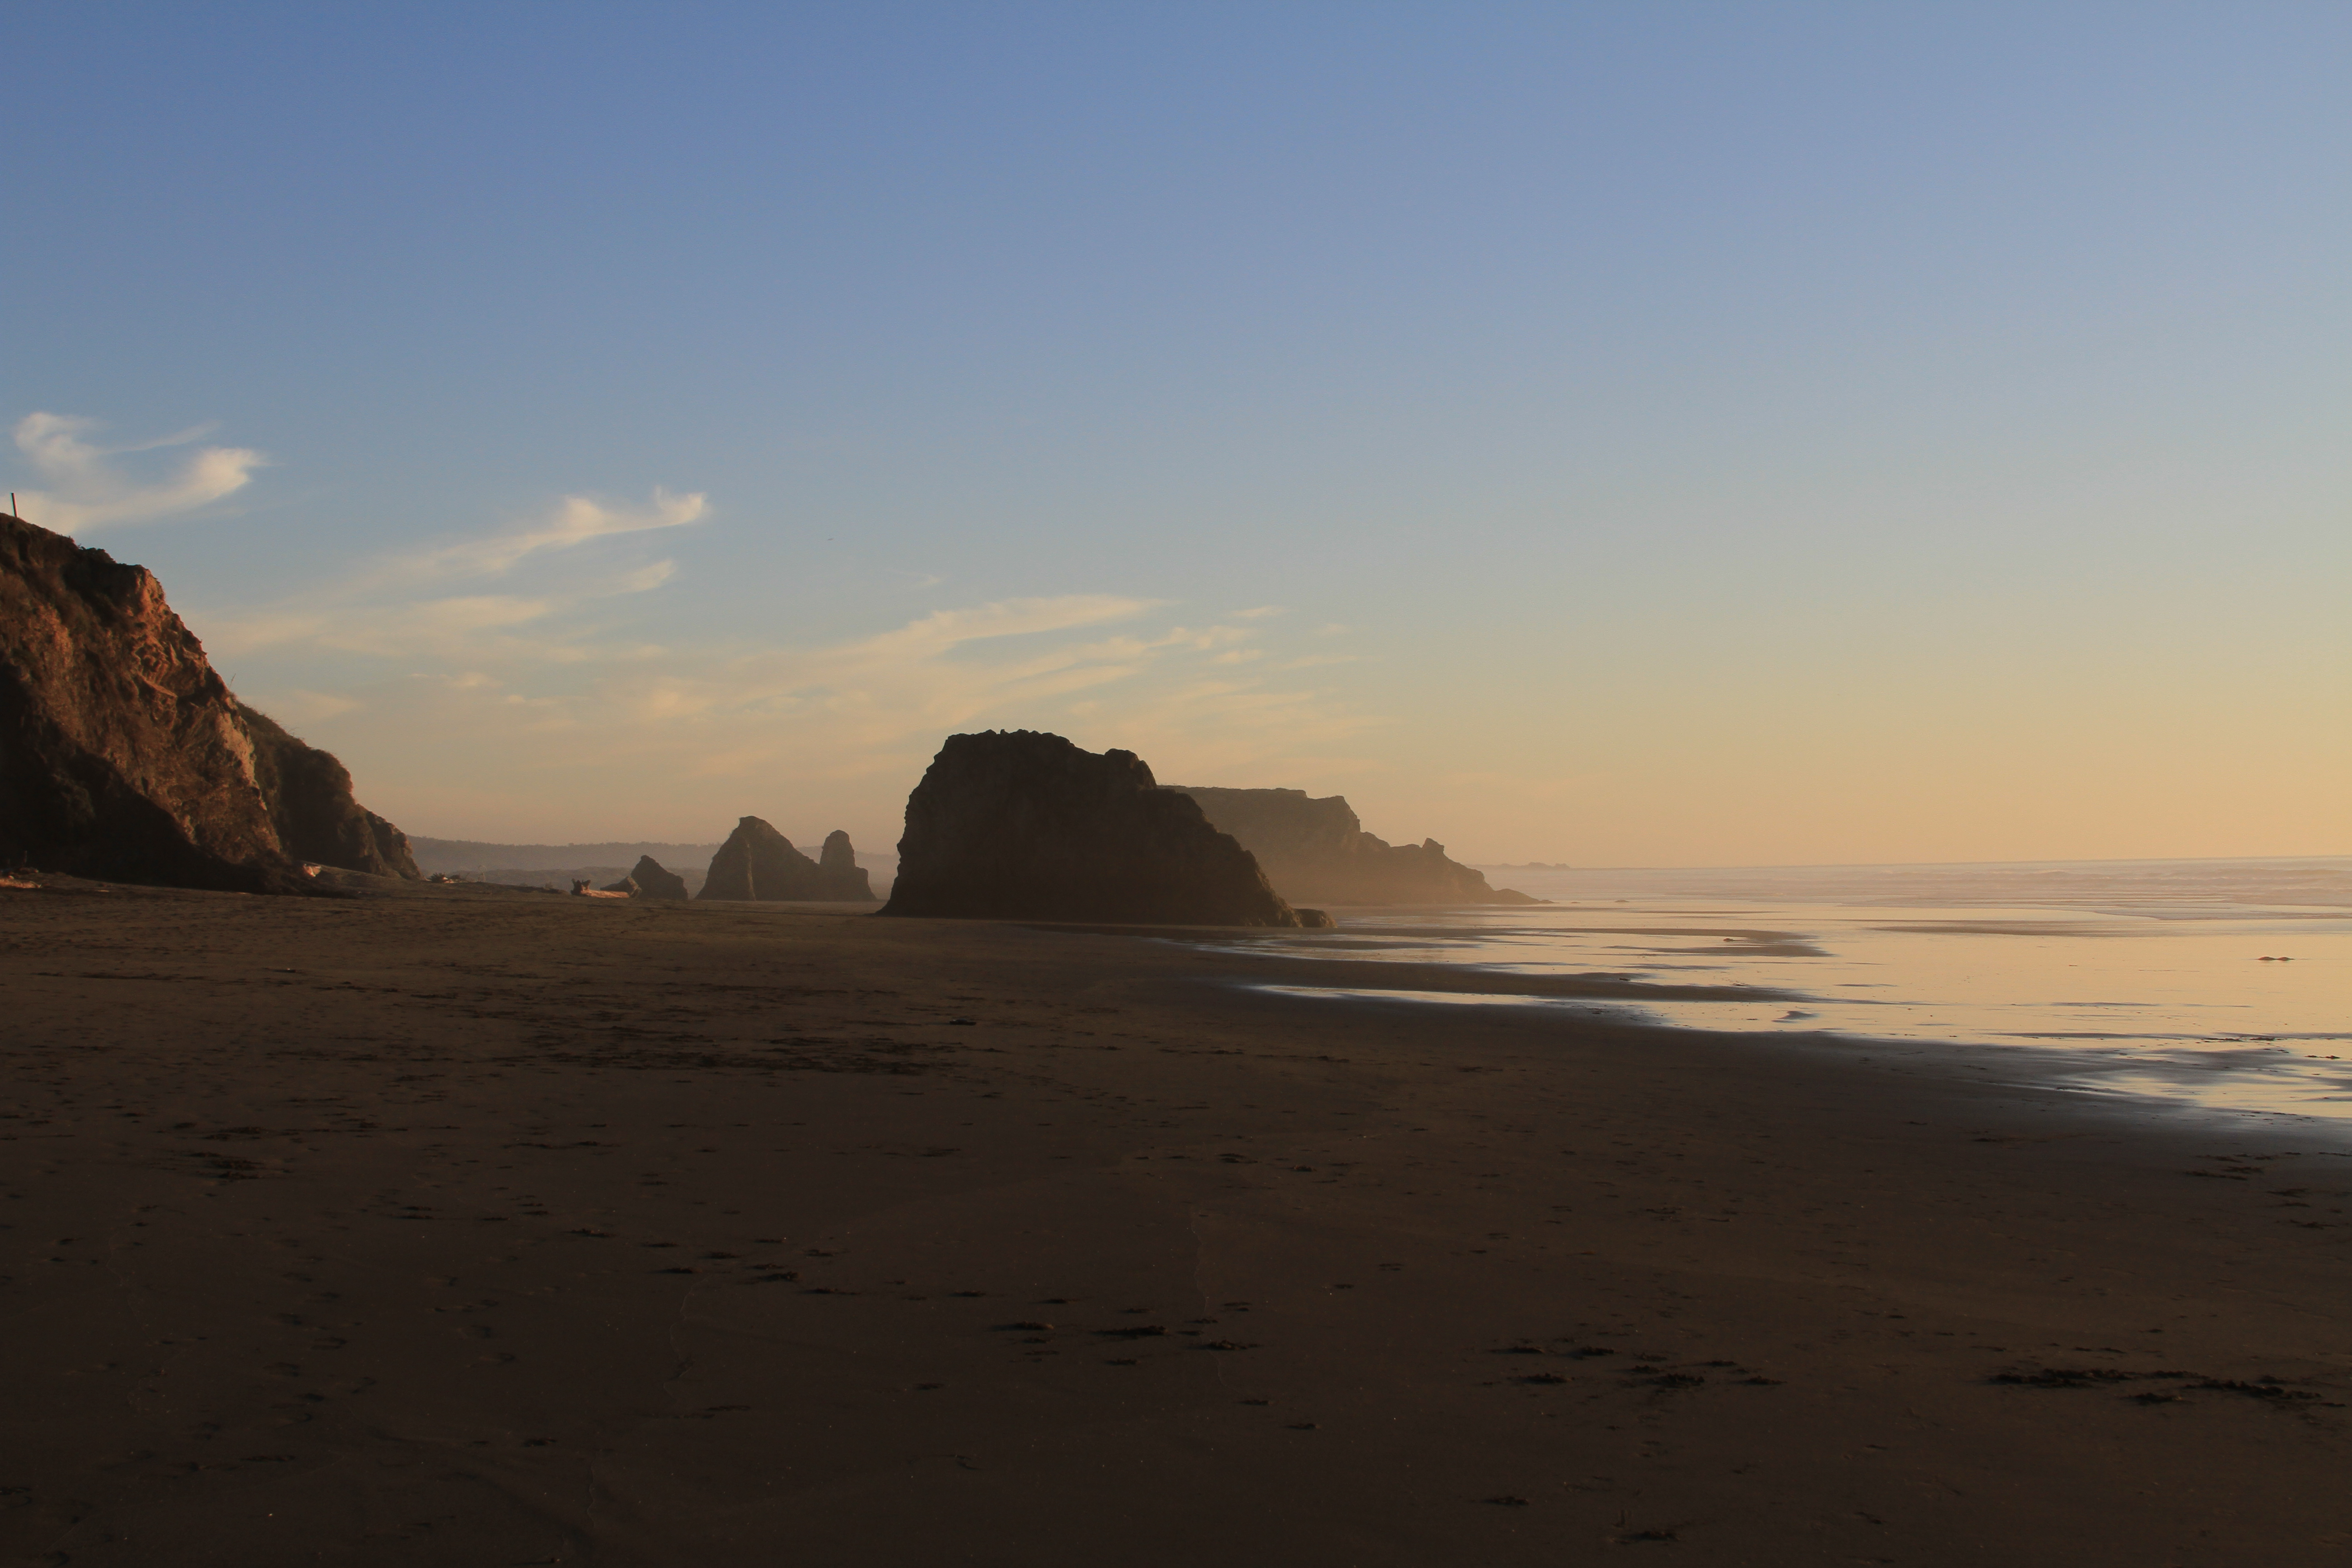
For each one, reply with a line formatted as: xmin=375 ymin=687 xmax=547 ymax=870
xmin=205 ymin=488 xmax=706 ymax=659
xmin=559 ymin=603 xmax=1382 ymax=792
xmin=10 ymin=412 xmax=266 ymax=533
xmin=2 ymin=418 xmax=1377 ymax=794
xmin=312 ymin=583 xmax=1387 ymax=842
xmin=598 ymin=596 xmax=1173 ymax=735
xmin=198 ymin=479 xmax=1378 ymax=828
xmin=298 ymin=579 xmax=1366 ymax=788
xmin=395 ymin=488 xmax=706 ymax=582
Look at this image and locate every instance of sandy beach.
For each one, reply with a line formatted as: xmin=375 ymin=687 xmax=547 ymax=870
xmin=4 ymin=880 xmax=2349 ymax=1566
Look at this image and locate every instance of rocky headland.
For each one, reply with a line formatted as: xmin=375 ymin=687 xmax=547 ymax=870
xmin=1169 ymin=785 xmax=1538 ymax=906
xmin=0 ymin=509 xmax=418 ymax=891
xmin=881 ymin=730 xmax=1313 ymax=926
xmin=699 ymin=817 xmax=873 ymax=901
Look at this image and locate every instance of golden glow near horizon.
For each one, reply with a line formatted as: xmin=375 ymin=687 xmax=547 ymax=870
xmin=6 ymin=10 xmax=2346 ymax=865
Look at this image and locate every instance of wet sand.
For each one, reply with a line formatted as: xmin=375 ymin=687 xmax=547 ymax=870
xmin=3 ymin=882 xmax=2348 ymax=1566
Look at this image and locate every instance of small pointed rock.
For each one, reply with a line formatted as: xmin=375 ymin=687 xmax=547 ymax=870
xmin=622 ymin=855 xmax=689 ymax=900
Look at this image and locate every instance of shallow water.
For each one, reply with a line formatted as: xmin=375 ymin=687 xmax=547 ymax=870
xmin=1195 ymin=856 xmax=2352 ymax=1123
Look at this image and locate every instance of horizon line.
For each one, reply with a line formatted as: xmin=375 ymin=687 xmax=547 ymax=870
xmin=1472 ymin=851 xmax=2352 ymax=874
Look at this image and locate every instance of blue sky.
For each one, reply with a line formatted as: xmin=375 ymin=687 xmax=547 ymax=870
xmin=5 ymin=3 xmax=2346 ymax=862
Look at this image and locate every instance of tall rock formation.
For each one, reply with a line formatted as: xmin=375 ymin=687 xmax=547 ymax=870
xmin=880 ymin=730 xmax=1305 ymax=926
xmin=1169 ymin=786 xmax=1538 ymax=906
xmin=699 ymin=817 xmax=812 ymax=900
xmin=818 ymin=830 xmax=872 ymax=899
xmin=698 ymin=818 xmax=873 ymax=901
xmin=0 ymin=509 xmax=420 ymax=890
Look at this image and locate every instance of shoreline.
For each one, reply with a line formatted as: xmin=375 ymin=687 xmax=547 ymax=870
xmin=1186 ymin=894 xmax=2352 ymax=1131
xmin=1227 ymin=981 xmax=2352 ymax=1152
xmin=3 ymin=884 xmax=2348 ymax=1564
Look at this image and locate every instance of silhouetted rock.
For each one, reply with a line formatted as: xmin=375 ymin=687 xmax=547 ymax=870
xmin=0 ymin=509 xmax=417 ymax=891
xmin=617 ymin=854 xmax=690 ymax=900
xmin=699 ymin=818 xmax=873 ymax=901
xmin=818 ymin=830 xmax=872 ymax=899
xmin=881 ymin=731 xmax=1302 ymax=926
xmin=700 ymin=816 xmax=815 ymax=900
xmin=1169 ymin=786 xmax=1539 ymax=906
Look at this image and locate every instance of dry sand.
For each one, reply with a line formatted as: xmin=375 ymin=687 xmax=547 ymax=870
xmin=2 ymin=880 xmax=2347 ymax=1566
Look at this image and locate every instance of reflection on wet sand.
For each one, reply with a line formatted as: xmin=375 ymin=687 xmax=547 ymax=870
xmin=1191 ymin=856 xmax=2352 ymax=1123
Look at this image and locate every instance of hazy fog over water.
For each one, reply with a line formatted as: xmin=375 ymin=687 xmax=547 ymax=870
xmin=4 ymin=5 xmax=2344 ymax=866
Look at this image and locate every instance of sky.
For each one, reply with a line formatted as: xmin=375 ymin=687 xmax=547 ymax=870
xmin=4 ymin=2 xmax=2346 ymax=866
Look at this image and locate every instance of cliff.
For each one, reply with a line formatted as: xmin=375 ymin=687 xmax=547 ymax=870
xmin=880 ymin=731 xmax=1306 ymax=926
xmin=1168 ymin=786 xmax=1538 ymax=906
xmin=698 ymin=818 xmax=873 ymax=901
xmin=238 ymin=707 xmax=419 ymax=878
xmin=0 ymin=510 xmax=419 ymax=891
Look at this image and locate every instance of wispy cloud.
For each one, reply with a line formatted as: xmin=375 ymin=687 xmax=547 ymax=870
xmin=304 ymin=590 xmax=1386 ymax=824
xmin=846 ymin=596 xmax=1156 ymax=663
xmin=398 ymin=489 xmax=705 ymax=581
xmin=205 ymin=488 xmax=705 ymax=659
xmin=198 ymin=478 xmax=1381 ymax=839
xmin=10 ymin=412 xmax=265 ymax=533
xmin=592 ymin=596 xmax=1169 ymax=738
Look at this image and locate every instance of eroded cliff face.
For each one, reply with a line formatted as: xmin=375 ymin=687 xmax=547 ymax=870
xmin=0 ymin=510 xmax=419 ymax=890
xmin=699 ymin=818 xmax=873 ymax=901
xmin=239 ymin=708 xmax=419 ymax=879
xmin=881 ymin=731 xmax=1302 ymax=926
xmin=1169 ymin=785 xmax=1538 ymax=906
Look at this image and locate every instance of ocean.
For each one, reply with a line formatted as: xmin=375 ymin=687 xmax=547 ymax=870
xmin=1192 ymin=856 xmax=2352 ymax=1124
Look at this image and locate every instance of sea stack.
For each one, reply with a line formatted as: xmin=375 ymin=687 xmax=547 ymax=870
xmin=818 ymin=830 xmax=872 ymax=899
xmin=880 ymin=730 xmax=1303 ymax=926
xmin=699 ymin=819 xmax=874 ymax=901
xmin=0 ymin=508 xmax=419 ymax=890
xmin=700 ymin=817 xmax=815 ymax=900
xmin=1168 ymin=785 xmax=1538 ymax=906
xmin=616 ymin=854 xmax=690 ymax=900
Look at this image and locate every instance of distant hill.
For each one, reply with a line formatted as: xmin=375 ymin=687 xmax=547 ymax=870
xmin=1167 ymin=786 xmax=1538 ymax=906
xmin=407 ymin=838 xmax=723 ymax=874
